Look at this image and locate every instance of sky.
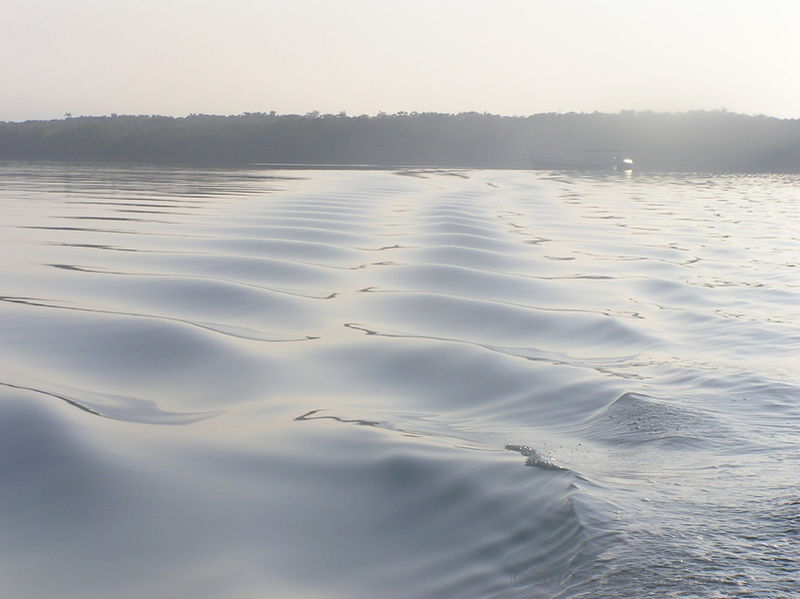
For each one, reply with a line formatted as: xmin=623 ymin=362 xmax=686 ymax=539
xmin=2 ymin=0 xmax=799 ymax=122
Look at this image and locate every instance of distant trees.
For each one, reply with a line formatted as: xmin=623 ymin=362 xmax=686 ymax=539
xmin=0 ymin=111 xmax=798 ymax=172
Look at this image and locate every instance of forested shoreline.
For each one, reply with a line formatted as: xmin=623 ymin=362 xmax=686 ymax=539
xmin=2 ymin=110 xmax=799 ymax=172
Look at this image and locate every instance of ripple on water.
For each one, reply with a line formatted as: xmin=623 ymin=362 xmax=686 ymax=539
xmin=1 ymin=165 xmax=799 ymax=598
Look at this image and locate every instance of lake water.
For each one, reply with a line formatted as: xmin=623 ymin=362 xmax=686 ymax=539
xmin=1 ymin=163 xmax=798 ymax=598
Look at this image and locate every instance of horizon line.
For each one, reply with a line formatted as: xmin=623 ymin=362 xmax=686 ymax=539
xmin=3 ymin=108 xmax=797 ymax=125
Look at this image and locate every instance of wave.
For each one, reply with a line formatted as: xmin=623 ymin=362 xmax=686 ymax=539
xmin=1 ymin=164 xmax=799 ymax=597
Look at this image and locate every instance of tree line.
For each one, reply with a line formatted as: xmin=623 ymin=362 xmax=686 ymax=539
xmin=1 ymin=110 xmax=799 ymax=172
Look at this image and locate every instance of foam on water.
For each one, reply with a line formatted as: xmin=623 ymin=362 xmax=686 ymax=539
xmin=1 ymin=164 xmax=798 ymax=597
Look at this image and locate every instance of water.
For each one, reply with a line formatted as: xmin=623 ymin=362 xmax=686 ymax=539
xmin=1 ymin=163 xmax=798 ymax=598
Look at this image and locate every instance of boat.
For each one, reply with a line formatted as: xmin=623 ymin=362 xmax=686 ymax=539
xmin=616 ymin=157 xmax=634 ymax=171
xmin=532 ymin=149 xmax=634 ymax=171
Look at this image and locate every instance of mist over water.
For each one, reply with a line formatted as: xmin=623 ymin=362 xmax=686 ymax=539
xmin=1 ymin=163 xmax=798 ymax=598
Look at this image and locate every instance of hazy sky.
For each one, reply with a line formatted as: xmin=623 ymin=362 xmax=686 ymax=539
xmin=3 ymin=0 xmax=799 ymax=122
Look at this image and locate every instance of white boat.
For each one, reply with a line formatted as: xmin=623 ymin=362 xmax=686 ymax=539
xmin=532 ymin=149 xmax=634 ymax=171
